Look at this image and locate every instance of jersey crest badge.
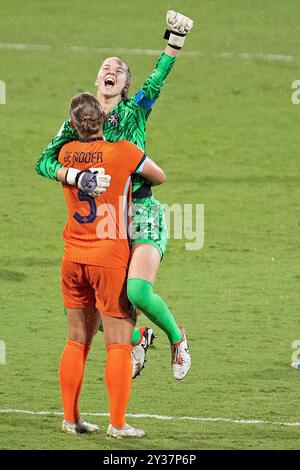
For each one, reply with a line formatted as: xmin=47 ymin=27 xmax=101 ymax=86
xmin=107 ymin=112 xmax=121 ymax=127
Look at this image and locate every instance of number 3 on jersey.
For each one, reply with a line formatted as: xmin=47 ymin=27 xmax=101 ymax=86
xmin=74 ymin=191 xmax=97 ymax=224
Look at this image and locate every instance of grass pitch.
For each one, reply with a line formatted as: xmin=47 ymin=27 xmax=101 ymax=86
xmin=1 ymin=0 xmax=300 ymax=450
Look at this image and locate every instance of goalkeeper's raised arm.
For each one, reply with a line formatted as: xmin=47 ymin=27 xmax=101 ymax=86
xmin=136 ymin=10 xmax=194 ymax=106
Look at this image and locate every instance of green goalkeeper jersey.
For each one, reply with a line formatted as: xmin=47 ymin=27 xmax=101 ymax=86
xmin=35 ymin=52 xmax=176 ymax=194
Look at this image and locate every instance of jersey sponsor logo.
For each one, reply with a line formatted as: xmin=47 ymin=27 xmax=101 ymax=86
xmin=107 ymin=112 xmax=121 ymax=127
xmin=63 ymin=151 xmax=103 ymax=164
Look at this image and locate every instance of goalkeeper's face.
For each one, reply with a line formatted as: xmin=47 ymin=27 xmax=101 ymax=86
xmin=96 ymin=58 xmax=129 ymax=99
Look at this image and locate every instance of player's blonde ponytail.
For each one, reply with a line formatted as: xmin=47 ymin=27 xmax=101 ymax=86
xmin=70 ymin=93 xmax=104 ymax=138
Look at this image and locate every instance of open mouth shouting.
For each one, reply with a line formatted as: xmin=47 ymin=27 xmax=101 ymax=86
xmin=104 ymin=76 xmax=116 ymax=88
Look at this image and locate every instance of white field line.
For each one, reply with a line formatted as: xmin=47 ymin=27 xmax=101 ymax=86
xmin=0 ymin=43 xmax=297 ymax=63
xmin=0 ymin=409 xmax=300 ymax=428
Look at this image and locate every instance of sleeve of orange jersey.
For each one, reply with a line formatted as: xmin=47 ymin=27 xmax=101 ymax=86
xmin=118 ymin=141 xmax=147 ymax=175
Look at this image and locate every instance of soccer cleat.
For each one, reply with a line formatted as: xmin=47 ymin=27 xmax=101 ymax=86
xmin=131 ymin=344 xmax=145 ymax=379
xmin=107 ymin=423 xmax=146 ymax=439
xmin=62 ymin=419 xmax=100 ymax=434
xmin=62 ymin=420 xmax=78 ymax=434
xmin=291 ymin=361 xmax=300 ymax=371
xmin=171 ymin=326 xmax=191 ymax=380
xmin=131 ymin=327 xmax=155 ymax=379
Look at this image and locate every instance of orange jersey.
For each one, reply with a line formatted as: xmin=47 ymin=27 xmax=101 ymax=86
xmin=58 ymin=137 xmax=146 ymax=268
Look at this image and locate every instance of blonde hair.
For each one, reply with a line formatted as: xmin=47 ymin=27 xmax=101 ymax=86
xmin=70 ymin=92 xmax=104 ymax=138
xmin=117 ymin=57 xmax=131 ymax=99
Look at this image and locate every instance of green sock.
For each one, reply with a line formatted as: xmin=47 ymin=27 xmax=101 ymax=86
xmin=132 ymin=327 xmax=142 ymax=346
xmin=127 ymin=278 xmax=183 ymax=344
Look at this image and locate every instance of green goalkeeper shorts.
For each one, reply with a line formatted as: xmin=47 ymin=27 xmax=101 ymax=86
xmin=131 ymin=196 xmax=168 ymax=259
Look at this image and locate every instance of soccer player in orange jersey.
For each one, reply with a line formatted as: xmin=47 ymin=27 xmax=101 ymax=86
xmin=58 ymin=93 xmax=166 ymax=438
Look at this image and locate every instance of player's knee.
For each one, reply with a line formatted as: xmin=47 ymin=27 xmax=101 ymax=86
xmin=68 ymin=331 xmax=92 ymax=345
xmin=127 ymin=278 xmax=153 ymax=311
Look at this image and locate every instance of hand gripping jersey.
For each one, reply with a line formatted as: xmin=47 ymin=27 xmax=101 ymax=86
xmin=58 ymin=138 xmax=145 ymax=268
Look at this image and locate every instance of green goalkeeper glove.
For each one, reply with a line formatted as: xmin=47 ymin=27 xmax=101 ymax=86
xmin=164 ymin=10 xmax=194 ymax=50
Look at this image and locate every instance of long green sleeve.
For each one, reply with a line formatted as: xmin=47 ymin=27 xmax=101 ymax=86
xmin=139 ymin=52 xmax=176 ymax=102
xmin=35 ymin=120 xmax=78 ymax=180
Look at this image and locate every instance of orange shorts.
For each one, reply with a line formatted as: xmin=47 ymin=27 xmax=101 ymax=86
xmin=61 ymin=259 xmax=133 ymax=319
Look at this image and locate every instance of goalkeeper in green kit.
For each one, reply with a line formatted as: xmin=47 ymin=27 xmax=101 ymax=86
xmin=36 ymin=11 xmax=193 ymax=380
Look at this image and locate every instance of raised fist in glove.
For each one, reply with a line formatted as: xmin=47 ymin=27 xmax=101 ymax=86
xmin=164 ymin=10 xmax=194 ymax=49
xmin=65 ymin=167 xmax=111 ymax=197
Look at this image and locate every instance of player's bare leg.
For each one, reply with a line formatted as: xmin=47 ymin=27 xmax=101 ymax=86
xmin=60 ymin=307 xmax=100 ymax=434
xmin=128 ymin=243 xmax=191 ymax=380
xmin=66 ymin=306 xmax=100 ymax=344
xmin=128 ymin=243 xmax=160 ymax=284
xmin=101 ymin=315 xmax=135 ymax=347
